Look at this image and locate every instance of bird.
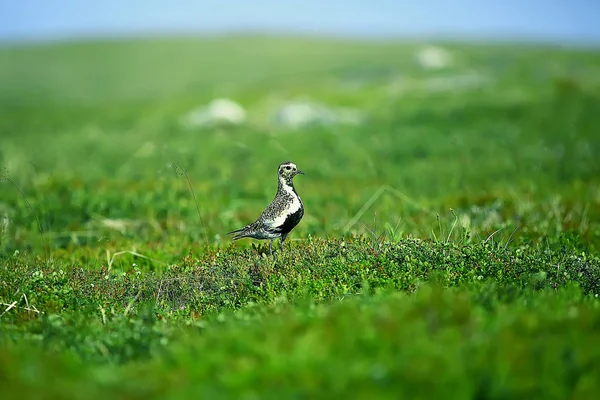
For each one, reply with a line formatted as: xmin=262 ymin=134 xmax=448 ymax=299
xmin=227 ymin=161 xmax=305 ymax=255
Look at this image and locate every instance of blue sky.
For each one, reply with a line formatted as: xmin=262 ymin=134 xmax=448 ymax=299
xmin=1 ymin=0 xmax=598 ymax=43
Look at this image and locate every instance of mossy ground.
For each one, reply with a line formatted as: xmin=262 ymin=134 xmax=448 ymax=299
xmin=1 ymin=36 xmax=599 ymax=398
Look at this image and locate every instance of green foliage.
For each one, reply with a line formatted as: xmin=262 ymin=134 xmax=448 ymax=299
xmin=2 ymin=237 xmax=598 ymax=322
xmin=1 ymin=36 xmax=600 ymax=398
xmin=1 ymin=284 xmax=599 ymax=399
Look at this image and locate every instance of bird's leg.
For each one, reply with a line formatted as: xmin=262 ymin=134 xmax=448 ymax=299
xmin=280 ymin=233 xmax=288 ymax=251
xmin=269 ymin=239 xmax=274 ymax=256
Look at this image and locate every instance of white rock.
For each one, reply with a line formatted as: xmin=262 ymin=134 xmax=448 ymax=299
xmin=272 ymin=100 xmax=364 ymax=129
xmin=415 ymin=46 xmax=453 ymax=70
xmin=181 ymin=98 xmax=246 ymax=128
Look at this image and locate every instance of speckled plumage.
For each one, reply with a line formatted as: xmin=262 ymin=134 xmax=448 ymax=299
xmin=227 ymin=161 xmax=305 ymax=255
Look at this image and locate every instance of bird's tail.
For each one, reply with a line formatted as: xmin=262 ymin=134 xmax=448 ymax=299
xmin=226 ymin=226 xmax=250 ymax=241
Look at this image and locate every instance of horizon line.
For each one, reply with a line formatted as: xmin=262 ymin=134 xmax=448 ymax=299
xmin=1 ymin=28 xmax=599 ymax=49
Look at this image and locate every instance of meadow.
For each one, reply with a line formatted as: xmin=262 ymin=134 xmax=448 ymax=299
xmin=1 ymin=35 xmax=600 ymax=398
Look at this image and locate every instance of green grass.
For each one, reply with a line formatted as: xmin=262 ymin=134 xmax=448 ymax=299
xmin=1 ymin=35 xmax=600 ymax=398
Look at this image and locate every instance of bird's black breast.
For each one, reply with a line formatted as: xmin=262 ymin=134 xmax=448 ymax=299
xmin=274 ymin=207 xmax=304 ymax=234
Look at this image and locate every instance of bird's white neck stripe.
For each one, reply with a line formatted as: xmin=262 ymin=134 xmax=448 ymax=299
xmin=279 ymin=177 xmax=294 ymax=190
xmin=279 ymin=178 xmax=302 ymax=213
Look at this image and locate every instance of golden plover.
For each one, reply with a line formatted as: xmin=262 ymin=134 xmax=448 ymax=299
xmin=227 ymin=161 xmax=305 ymax=255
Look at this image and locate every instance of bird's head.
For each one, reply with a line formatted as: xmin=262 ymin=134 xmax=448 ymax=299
xmin=278 ymin=161 xmax=304 ymax=185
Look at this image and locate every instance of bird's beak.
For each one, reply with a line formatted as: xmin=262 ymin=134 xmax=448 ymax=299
xmin=296 ymin=170 xmax=305 ymax=175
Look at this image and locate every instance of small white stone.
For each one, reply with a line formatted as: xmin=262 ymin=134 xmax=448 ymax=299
xmin=272 ymin=100 xmax=364 ymax=129
xmin=181 ymin=98 xmax=247 ymax=128
xmin=415 ymin=46 xmax=453 ymax=70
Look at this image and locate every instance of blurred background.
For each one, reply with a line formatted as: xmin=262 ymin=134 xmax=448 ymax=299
xmin=1 ymin=0 xmax=599 ymax=259
xmin=1 ymin=0 xmax=599 ymax=44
